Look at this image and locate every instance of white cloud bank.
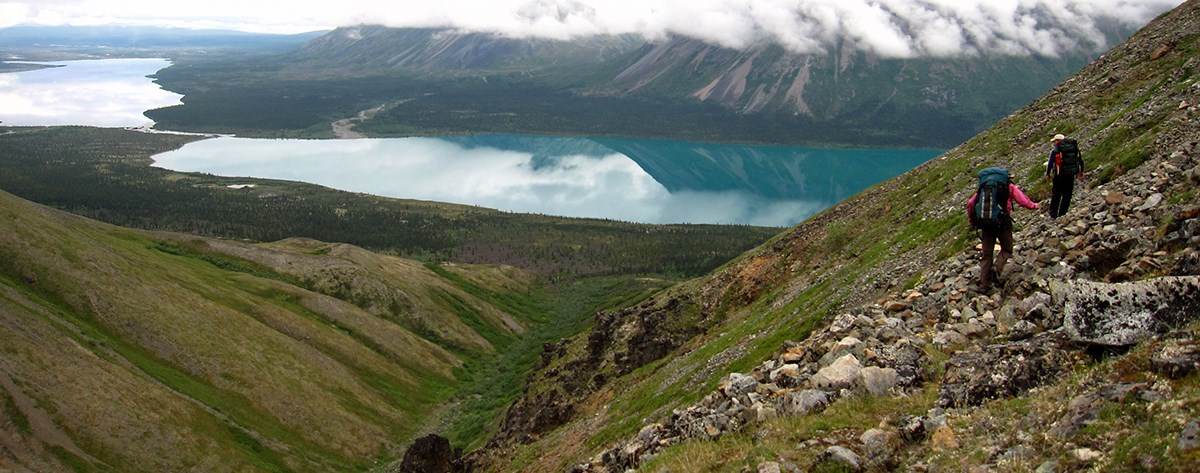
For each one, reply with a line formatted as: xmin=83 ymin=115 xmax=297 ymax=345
xmin=0 ymin=0 xmax=1183 ymax=57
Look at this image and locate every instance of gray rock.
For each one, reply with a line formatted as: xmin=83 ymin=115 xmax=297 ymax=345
xmin=1138 ymin=192 xmax=1164 ymax=211
xmin=858 ymin=366 xmax=899 ymax=396
xmin=996 ymin=304 xmax=1020 ymax=334
xmin=776 ymin=389 xmax=832 ymax=416
xmin=1150 ymin=338 xmax=1200 ymax=379
xmin=998 ymin=444 xmax=1037 ymax=462
xmin=757 ymin=462 xmax=782 ymax=473
xmin=1018 ymin=292 xmax=1053 ymax=314
xmin=811 ymin=354 xmax=862 ymax=390
xmin=1056 ymin=276 xmax=1200 ymax=346
xmin=743 ymin=402 xmax=777 ymax=423
xmin=635 ymin=423 xmax=663 ymax=445
xmin=955 ymin=321 xmax=989 ymax=338
xmin=860 ymin=428 xmax=895 ymax=469
xmin=962 ymin=306 xmax=979 ymax=322
xmin=1051 ymin=383 xmax=1149 ymax=438
xmin=819 ymin=445 xmax=862 ymax=471
xmin=723 ymin=373 xmax=759 ymax=397
xmin=899 ymin=415 xmax=927 ymax=443
xmin=1008 ymin=320 xmax=1039 ymax=341
xmin=769 ymin=363 xmax=806 ymax=388
xmin=1035 ymin=461 xmax=1059 ymax=473
xmin=1180 ymin=419 xmax=1200 ymax=452
xmin=830 ymin=313 xmax=857 ymax=333
xmin=820 ymin=337 xmax=863 ymax=365
xmin=933 ymin=330 xmax=970 ymax=346
xmin=874 ymin=338 xmax=930 ymax=388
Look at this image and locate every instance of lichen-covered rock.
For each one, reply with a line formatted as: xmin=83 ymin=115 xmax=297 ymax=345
xmin=899 ymin=415 xmax=928 ymax=443
xmin=936 ymin=334 xmax=1073 ymax=408
xmin=1056 ymin=276 xmax=1200 ymax=346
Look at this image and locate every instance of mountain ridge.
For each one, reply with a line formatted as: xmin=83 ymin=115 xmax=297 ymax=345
xmin=279 ymin=22 xmax=1135 ymax=147
xmin=141 ymin=18 xmax=1140 ymax=147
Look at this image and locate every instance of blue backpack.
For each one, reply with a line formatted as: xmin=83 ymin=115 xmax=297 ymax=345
xmin=972 ymin=167 xmax=1010 ymax=231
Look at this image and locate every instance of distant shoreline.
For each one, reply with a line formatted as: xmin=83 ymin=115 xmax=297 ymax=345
xmin=0 ymin=61 xmax=63 ymax=74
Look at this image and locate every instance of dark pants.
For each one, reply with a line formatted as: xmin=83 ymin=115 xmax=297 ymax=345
xmin=1049 ymin=174 xmax=1076 ymax=218
xmin=980 ymin=227 xmax=1013 ymax=290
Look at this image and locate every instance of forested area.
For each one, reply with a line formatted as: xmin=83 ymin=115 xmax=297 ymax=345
xmin=0 ymin=126 xmax=779 ymax=279
xmin=145 ymin=63 xmax=957 ymax=146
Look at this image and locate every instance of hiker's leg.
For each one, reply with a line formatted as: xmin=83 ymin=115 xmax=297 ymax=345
xmin=996 ymin=228 xmax=1014 ymax=278
xmin=1060 ymin=176 xmax=1076 ymax=216
xmin=980 ymin=231 xmax=997 ymax=289
xmin=1051 ymin=175 xmax=1073 ymax=217
xmin=1048 ymin=183 xmax=1062 ymax=218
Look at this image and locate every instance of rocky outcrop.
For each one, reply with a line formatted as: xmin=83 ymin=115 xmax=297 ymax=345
xmin=393 ymin=434 xmax=466 ymax=473
xmin=936 ymin=332 xmax=1075 ymax=409
xmin=1057 ymin=277 xmax=1200 ymax=346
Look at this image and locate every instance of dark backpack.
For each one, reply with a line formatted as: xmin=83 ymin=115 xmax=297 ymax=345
xmin=1055 ymin=138 xmax=1083 ymax=176
xmin=972 ymin=167 xmax=1010 ymax=231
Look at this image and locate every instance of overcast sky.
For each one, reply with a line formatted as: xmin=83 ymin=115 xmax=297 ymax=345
xmin=0 ymin=0 xmax=1184 ymax=57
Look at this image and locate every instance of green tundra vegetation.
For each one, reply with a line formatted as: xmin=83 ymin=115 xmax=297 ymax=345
xmin=0 ymin=126 xmax=778 ymax=280
xmin=0 ymin=125 xmax=778 ymax=466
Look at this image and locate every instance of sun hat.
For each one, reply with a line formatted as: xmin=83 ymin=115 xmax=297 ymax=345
xmin=1052 ymin=133 xmax=1066 ymax=141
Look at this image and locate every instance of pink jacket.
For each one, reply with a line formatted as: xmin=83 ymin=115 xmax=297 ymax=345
xmin=967 ymin=183 xmax=1039 ymax=212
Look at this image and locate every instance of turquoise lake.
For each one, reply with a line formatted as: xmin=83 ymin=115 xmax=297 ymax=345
xmin=152 ymin=135 xmax=941 ymax=227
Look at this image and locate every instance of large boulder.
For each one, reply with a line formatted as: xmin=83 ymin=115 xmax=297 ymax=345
xmin=395 ymin=434 xmax=464 ymax=473
xmin=810 ymin=354 xmax=862 ymax=390
xmin=936 ymin=334 xmax=1073 ymax=408
xmin=1055 ymin=276 xmax=1200 ymax=346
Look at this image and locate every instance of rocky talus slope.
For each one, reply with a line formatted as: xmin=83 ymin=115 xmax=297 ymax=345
xmin=577 ymin=141 xmax=1200 ymax=471
xmin=447 ymin=1 xmax=1200 ymax=472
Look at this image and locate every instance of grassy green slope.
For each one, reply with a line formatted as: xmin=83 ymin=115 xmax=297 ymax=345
xmin=0 ymin=186 xmax=549 ymax=471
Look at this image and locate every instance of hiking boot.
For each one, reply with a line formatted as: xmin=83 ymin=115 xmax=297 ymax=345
xmin=978 ymin=280 xmax=992 ymax=293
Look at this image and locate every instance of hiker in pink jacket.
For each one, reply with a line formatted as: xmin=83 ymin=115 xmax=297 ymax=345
xmin=967 ymin=170 xmax=1040 ymax=292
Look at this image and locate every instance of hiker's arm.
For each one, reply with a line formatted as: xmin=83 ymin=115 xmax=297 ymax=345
xmin=1010 ymin=184 xmax=1039 ymax=210
xmin=966 ymin=195 xmax=977 ymax=228
xmin=1046 ymin=149 xmax=1055 ymax=180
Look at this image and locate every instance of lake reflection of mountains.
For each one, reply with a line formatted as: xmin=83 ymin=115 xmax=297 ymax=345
xmin=444 ymin=135 xmax=940 ymax=203
xmin=152 ymin=135 xmax=940 ymax=226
